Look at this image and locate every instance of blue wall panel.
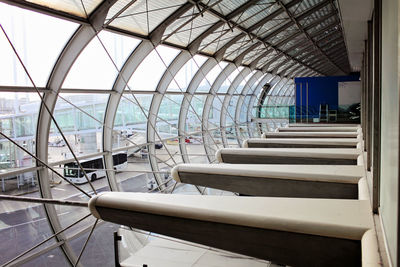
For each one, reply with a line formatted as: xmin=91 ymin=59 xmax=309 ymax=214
xmin=294 ymin=75 xmax=360 ymax=120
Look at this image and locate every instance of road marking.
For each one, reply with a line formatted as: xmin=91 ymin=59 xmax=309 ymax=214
xmin=53 ymin=187 xmax=66 ymax=191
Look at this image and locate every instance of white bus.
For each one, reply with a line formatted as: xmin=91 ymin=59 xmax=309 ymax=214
xmin=64 ymin=153 xmax=127 ymax=184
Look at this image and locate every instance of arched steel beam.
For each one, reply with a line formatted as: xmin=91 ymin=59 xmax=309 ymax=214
xmin=187 ymin=0 xmax=264 ymax=55
xmin=248 ymin=49 xmax=274 ymax=70
xmin=233 ymin=42 xmax=262 ymax=65
xmin=150 ymin=2 xmax=194 ymax=45
xmin=261 ymin=0 xmax=332 ymax=42
xmin=220 ymin=67 xmax=251 ymax=147
xmin=278 ymin=61 xmax=296 ymax=76
xmin=266 ymin=78 xmax=289 ymax=106
xmin=102 ymin=41 xmax=153 ymax=192
xmin=261 ymin=53 xmax=286 ymax=72
xmin=178 ymin=58 xmax=217 ymax=163
xmin=270 ymin=15 xmax=338 ymax=56
xmin=276 ymin=0 xmax=347 ymax=75
xmin=280 ymin=80 xmax=293 ymax=102
xmin=202 ymin=63 xmax=236 ymax=158
xmin=235 ymin=71 xmax=266 ymax=144
xmin=248 ymin=75 xmax=279 ymax=136
xmin=270 ymin=58 xmax=292 ymax=74
xmin=214 ymin=33 xmax=246 ymax=61
xmin=147 ymin=51 xmax=191 ymax=187
xmin=246 ymin=0 xmax=303 ymax=32
xmin=35 ymin=1 xmax=116 ymax=265
xmin=283 ymin=64 xmax=301 ymax=77
xmin=196 ymin=2 xmax=323 ymax=75
xmin=277 ymin=79 xmax=292 ymax=97
xmin=187 ymin=21 xmax=225 ymax=54
xmin=273 ymin=31 xmax=303 ymax=49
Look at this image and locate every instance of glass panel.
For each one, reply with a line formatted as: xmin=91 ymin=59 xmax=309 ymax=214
xmin=45 ymin=93 xmax=109 ymax=234
xmin=0 ymin=200 xmax=56 ymax=265
xmin=127 ymin=45 xmax=179 ymax=91
xmin=63 ymin=31 xmax=140 ymax=90
xmin=186 ymin=95 xmax=206 ymax=133
xmin=196 ymin=61 xmax=228 ymax=93
xmin=218 ymin=67 xmax=242 ymax=93
xmin=206 ymin=97 xmax=223 ymax=151
xmin=207 ymin=0 xmax=247 ymax=16
xmin=49 ymin=94 xmax=109 ymax=162
xmin=155 ymin=95 xmax=183 ymax=170
xmin=0 ymin=3 xmax=77 ymax=86
xmin=164 ymin=9 xmax=219 ymax=47
xmin=26 ymin=0 xmax=102 ymax=18
xmin=184 ymin=94 xmax=207 ymax=163
xmin=199 ymin=26 xmax=241 ymax=55
xmin=0 ymin=93 xmax=40 ymax=194
xmin=237 ymin=70 xmax=256 ymax=94
xmin=240 ymin=95 xmax=252 ymax=123
xmin=157 ymin=95 xmax=183 ymax=125
xmin=113 ymin=94 xmax=151 ymax=147
xmin=21 ymin=246 xmax=70 ymax=267
xmin=167 ymin=55 xmax=207 ymax=92
xmin=107 ymin=0 xmax=186 ymax=35
xmin=233 ymin=1 xmax=280 ymax=28
xmin=113 ymin=94 xmax=152 ymax=192
xmin=226 ymin=95 xmax=238 ymax=127
xmin=69 ymin=222 xmax=119 ymax=266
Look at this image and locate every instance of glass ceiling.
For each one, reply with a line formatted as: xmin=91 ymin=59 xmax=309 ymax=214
xmin=0 ymin=0 xmax=347 ymax=265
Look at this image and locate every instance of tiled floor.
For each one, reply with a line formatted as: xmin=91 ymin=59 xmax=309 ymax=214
xmin=119 ymin=230 xmax=274 ymax=267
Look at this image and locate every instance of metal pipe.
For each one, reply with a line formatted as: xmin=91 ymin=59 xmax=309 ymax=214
xmin=0 ymin=195 xmax=88 ymax=207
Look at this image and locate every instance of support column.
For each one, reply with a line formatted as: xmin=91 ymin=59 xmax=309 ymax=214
xmin=367 ymin=20 xmax=373 ymax=171
xmin=372 ymin=0 xmax=381 ymax=213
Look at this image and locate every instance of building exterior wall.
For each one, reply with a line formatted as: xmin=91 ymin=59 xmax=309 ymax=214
xmin=380 ymin=0 xmax=399 ymax=265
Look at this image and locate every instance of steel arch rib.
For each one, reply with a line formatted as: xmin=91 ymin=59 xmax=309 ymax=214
xmin=249 ymin=75 xmax=280 ymax=135
xmin=33 ymin=0 xmax=120 ymax=264
xmin=220 ymin=67 xmax=251 ymax=147
xmin=102 ymin=40 xmax=153 ymax=192
xmin=201 ymin=63 xmax=236 ymax=159
xmin=267 ymin=78 xmax=289 ymax=106
xmin=234 ymin=70 xmax=264 ymax=145
xmin=35 ymin=25 xmax=100 ymax=267
xmin=236 ymin=71 xmax=272 ymax=137
xmin=178 ymin=58 xmax=217 ymax=163
xmin=147 ymin=51 xmax=191 ymax=188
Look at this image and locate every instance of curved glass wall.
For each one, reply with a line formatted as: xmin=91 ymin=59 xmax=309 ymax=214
xmin=0 ymin=2 xmax=296 ymax=265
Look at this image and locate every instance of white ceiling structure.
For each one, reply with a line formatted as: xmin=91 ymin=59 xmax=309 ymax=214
xmin=338 ymin=0 xmax=373 ymax=72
